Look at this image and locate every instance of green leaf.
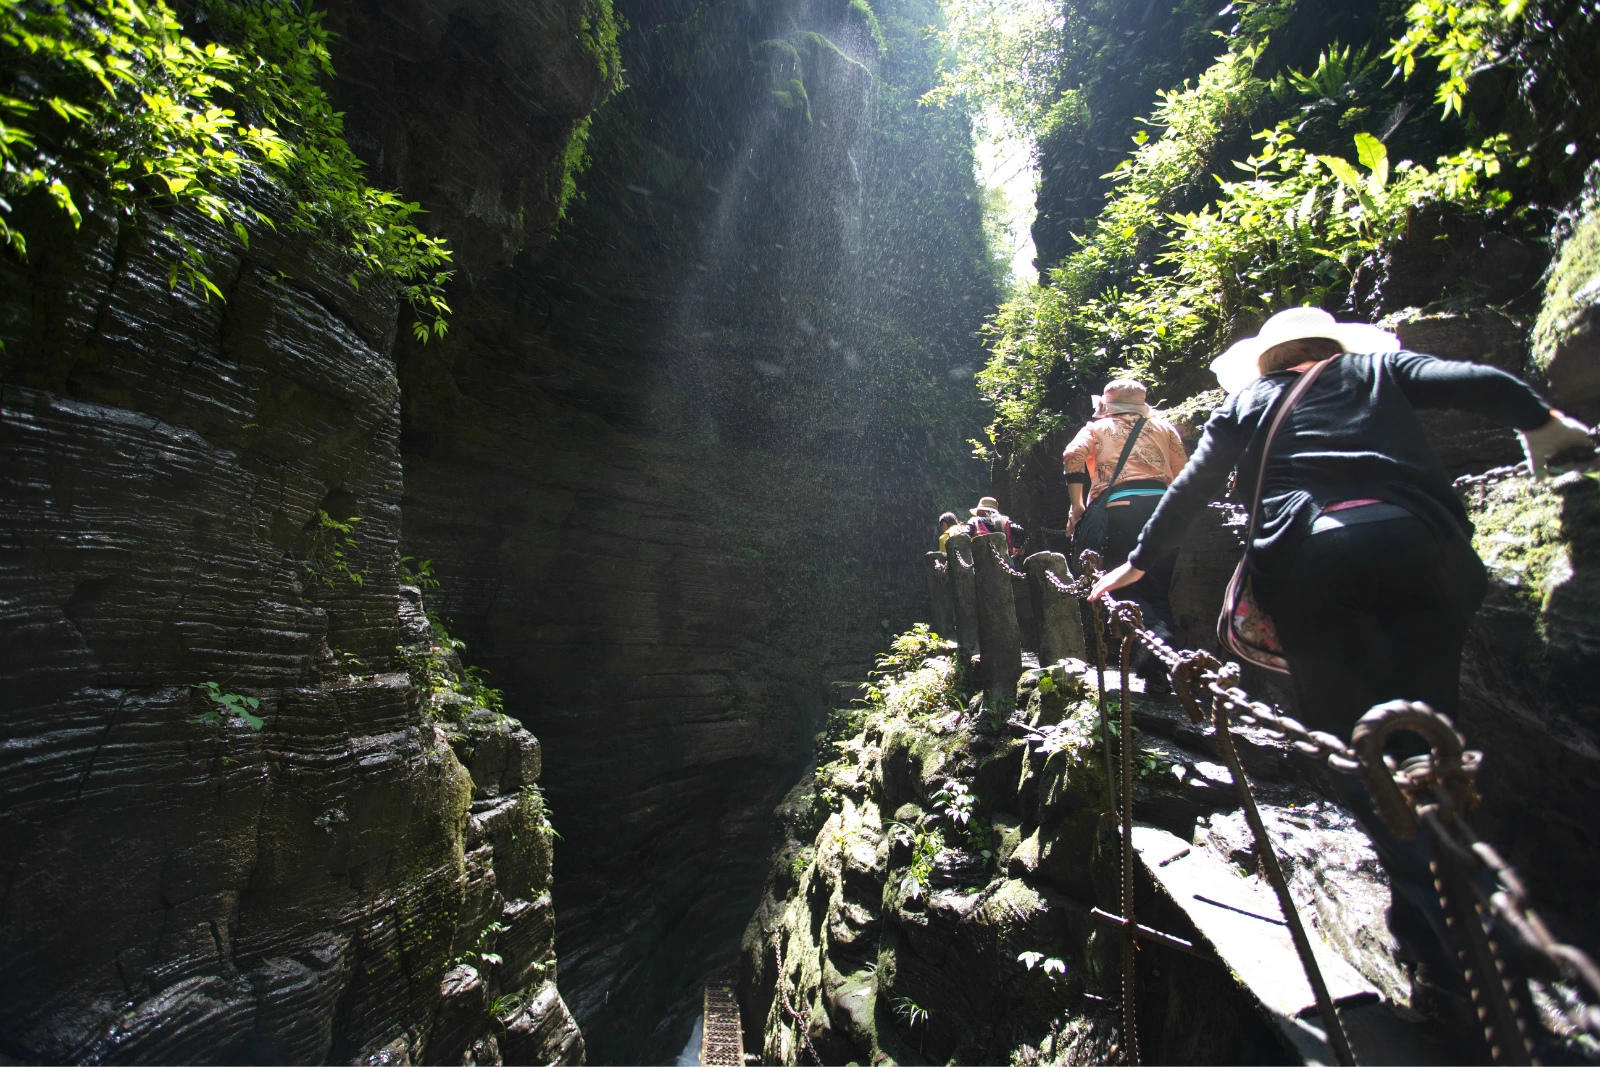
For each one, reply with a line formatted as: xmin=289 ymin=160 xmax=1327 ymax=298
xmin=1317 ymin=154 xmax=1363 ymax=192
xmin=1352 ymin=132 xmax=1388 ymax=190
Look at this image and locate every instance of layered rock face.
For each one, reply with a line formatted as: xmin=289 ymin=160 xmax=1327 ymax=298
xmin=0 ymin=187 xmax=580 ymax=1061
xmin=375 ymin=1 xmax=997 ymax=1057
xmin=3 ymin=0 xmax=996 ymax=1060
xmin=0 ymin=0 xmax=613 ymax=1060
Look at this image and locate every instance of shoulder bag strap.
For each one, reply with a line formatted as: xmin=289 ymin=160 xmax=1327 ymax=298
xmin=1240 ymin=358 xmax=1337 ymax=545
xmin=1100 ymin=416 xmax=1147 ymax=498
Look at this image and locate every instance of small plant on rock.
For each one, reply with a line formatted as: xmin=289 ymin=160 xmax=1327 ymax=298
xmin=932 ymin=780 xmax=975 ymax=828
xmin=192 ymin=680 xmax=264 ymax=730
xmin=303 ymin=510 xmax=366 ymax=590
xmin=1018 ymin=950 xmax=1069 ymax=982
xmin=398 ymin=555 xmax=440 ymax=591
xmin=888 ymin=819 xmax=945 ymax=900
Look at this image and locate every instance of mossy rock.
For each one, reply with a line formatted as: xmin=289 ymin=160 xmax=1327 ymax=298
xmin=1532 ymin=202 xmax=1600 ymax=420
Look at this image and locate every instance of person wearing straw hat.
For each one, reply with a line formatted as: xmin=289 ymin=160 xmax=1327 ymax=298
xmin=1089 ymin=306 xmax=1591 ymax=1017
xmin=1062 ymin=377 xmax=1188 ymax=692
xmin=965 ymin=496 xmax=1026 ymax=558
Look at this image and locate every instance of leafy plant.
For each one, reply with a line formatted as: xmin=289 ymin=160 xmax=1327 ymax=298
xmin=1387 ymin=0 xmax=1531 ymax=117
xmin=1269 ymin=42 xmax=1384 ymax=138
xmin=489 ymin=991 xmax=527 ymax=1022
xmin=303 ymin=510 xmax=365 ymax=590
xmin=193 ymin=679 xmax=263 ymax=730
xmin=0 ymin=0 xmax=454 ymax=337
xmin=398 ymin=555 xmax=440 ymax=591
xmin=396 ymin=610 xmax=505 ymax=720
xmin=452 ymin=919 xmax=507 ymax=972
xmin=520 ymin=785 xmax=560 ymax=842
xmin=893 ymin=993 xmax=931 ymax=1055
xmin=932 ymin=780 xmax=976 ymax=828
xmin=1017 ymin=949 xmax=1068 ymax=978
xmin=888 ymin=819 xmax=946 ymax=900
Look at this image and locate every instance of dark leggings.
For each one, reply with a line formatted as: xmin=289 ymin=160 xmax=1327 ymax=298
xmin=1251 ymin=514 xmax=1488 ymax=739
xmin=1253 ymin=514 xmax=1489 ymax=980
xmin=1104 ymin=491 xmax=1178 ymax=638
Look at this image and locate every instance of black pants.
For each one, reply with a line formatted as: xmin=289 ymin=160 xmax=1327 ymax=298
xmin=1103 ymin=492 xmax=1178 ymax=638
xmin=1251 ymin=513 xmax=1487 ymax=738
xmin=1254 ymin=513 xmax=1489 ymax=984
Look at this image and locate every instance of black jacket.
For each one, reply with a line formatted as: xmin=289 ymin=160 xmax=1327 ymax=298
xmin=1127 ymin=350 xmax=1551 ymax=574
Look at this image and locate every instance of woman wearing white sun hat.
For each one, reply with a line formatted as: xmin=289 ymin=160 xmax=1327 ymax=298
xmin=1091 ymin=304 xmax=1591 ymax=1009
xmin=1092 ymin=305 xmax=1590 ymax=732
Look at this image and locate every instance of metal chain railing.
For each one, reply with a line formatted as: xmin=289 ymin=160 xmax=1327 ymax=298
xmin=987 ymin=541 xmax=1029 ymax=580
xmin=1044 ymin=549 xmax=1600 ymax=1062
xmin=772 ymin=936 xmax=822 ymax=1066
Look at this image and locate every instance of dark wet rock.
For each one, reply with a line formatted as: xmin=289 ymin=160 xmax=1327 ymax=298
xmin=0 ymin=3 xmax=594 ymax=1057
xmin=1392 ymin=308 xmax=1534 ymax=475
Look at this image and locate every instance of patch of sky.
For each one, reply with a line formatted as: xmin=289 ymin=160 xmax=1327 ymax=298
xmin=975 ymin=125 xmax=1039 ymax=287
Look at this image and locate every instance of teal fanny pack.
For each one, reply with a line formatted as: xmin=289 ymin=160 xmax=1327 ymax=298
xmin=1105 ymin=487 xmax=1166 ymax=502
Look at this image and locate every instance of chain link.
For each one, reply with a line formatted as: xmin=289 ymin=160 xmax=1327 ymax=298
xmin=772 ymin=936 xmax=822 ymax=1065
xmin=986 ymin=541 xmax=1029 ymax=580
xmin=1040 ymin=551 xmax=1600 ymax=1049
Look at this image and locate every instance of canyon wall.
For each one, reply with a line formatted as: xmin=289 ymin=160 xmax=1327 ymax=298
xmin=377 ymin=1 xmax=998 ymax=1055
xmin=0 ymin=0 xmax=616 ymax=1060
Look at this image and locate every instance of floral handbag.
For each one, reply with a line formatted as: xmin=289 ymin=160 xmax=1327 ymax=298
xmin=1216 ymin=357 xmax=1335 ymax=675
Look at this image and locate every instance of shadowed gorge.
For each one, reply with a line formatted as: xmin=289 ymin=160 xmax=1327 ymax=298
xmin=4 ymin=0 xmax=1600 ymax=1064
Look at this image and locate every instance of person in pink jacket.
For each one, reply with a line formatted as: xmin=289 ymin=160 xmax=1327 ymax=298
xmin=1063 ymin=378 xmax=1189 ymax=690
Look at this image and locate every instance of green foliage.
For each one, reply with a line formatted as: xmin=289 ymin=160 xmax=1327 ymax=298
xmin=1017 ymin=949 xmax=1068 ymax=978
xmin=1019 ymin=699 xmax=1099 ymax=761
xmin=193 ymin=679 xmax=264 ymax=729
xmin=931 ymin=778 xmax=975 ymax=827
xmin=848 ymin=0 xmax=887 ymax=56
xmin=873 ymin=622 xmax=947 ymax=676
xmin=893 ymin=994 xmax=931 ymax=1028
xmin=520 ymin=784 xmax=560 ymax=842
xmin=0 ymin=0 xmax=453 ymax=338
xmin=489 ymin=991 xmax=527 ymax=1022
xmin=398 ymin=555 xmax=439 ymax=591
xmin=1166 ymin=124 xmax=1517 ymax=318
xmin=303 ymin=509 xmax=365 ymax=590
xmin=396 ymin=611 xmax=506 ymax=720
xmin=1269 ymin=42 xmax=1385 ymax=139
xmin=1215 ymin=0 xmax=1299 ymax=45
xmin=788 ymin=847 xmax=813 ymax=879
xmin=552 ymin=1 xmax=621 ymax=221
xmin=921 ymin=0 xmax=1066 ymax=139
xmin=452 ymin=918 xmax=507 ymax=972
xmin=888 ymin=819 xmax=946 ymax=899
xmin=1387 ymin=0 xmax=1530 ymax=117
xmin=974 ymin=7 xmax=1530 ymax=448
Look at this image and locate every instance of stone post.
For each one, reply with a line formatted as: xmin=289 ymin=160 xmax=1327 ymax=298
xmin=1026 ymin=551 xmax=1087 ymax=666
xmin=971 ymin=531 xmax=1022 ymax=700
xmin=944 ymin=532 xmax=980 ymax=665
xmin=925 ymin=551 xmax=955 ymax=639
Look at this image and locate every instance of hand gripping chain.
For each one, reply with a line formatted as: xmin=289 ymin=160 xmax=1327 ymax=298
xmin=1043 ymin=550 xmax=1600 ymax=1062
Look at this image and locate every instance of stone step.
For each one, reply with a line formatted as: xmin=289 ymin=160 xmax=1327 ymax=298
xmin=1132 ymin=825 xmax=1456 ymax=1065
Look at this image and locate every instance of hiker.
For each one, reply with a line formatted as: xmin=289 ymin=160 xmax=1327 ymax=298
xmin=1089 ymin=305 xmax=1592 ymax=1009
xmin=936 ymin=511 xmax=962 ymax=551
xmin=1062 ymin=378 xmax=1188 ymax=690
xmin=1089 ymin=307 xmax=1589 ymax=731
xmin=966 ymin=496 xmax=1026 ymax=559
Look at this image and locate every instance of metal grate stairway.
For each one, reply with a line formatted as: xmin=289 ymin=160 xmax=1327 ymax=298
xmin=700 ymin=974 xmax=744 ymax=1066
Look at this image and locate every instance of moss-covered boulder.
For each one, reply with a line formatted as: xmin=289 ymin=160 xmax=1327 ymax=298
xmin=1532 ymin=196 xmax=1600 ymax=422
